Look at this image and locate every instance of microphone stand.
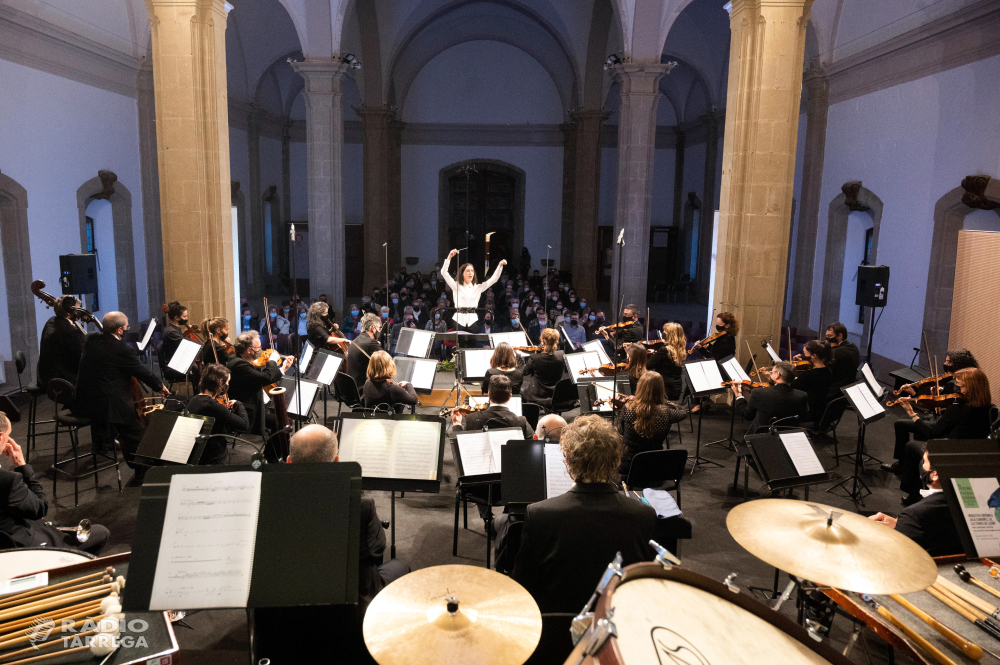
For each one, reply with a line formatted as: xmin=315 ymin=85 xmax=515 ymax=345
xmin=610 ymin=230 xmax=625 ymax=424
xmin=289 ymin=224 xmax=304 ymax=431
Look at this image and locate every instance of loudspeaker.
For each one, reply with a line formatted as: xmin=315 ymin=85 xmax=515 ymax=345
xmin=856 ymin=265 xmax=890 ymax=307
xmin=59 ymin=254 xmax=98 ymax=295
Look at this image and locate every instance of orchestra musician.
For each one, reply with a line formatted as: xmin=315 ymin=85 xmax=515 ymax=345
xmin=616 ymin=372 xmax=687 ymax=478
xmin=893 ymin=367 xmax=993 ymax=506
xmin=363 ymin=351 xmax=418 ymax=411
xmin=824 ymin=322 xmax=860 ymax=392
xmin=694 ymin=312 xmax=738 ymax=361
xmin=440 ymin=248 xmax=507 ymax=347
xmin=225 ymin=331 xmax=293 ymax=449
xmin=186 ymin=363 xmax=252 ymax=465
xmin=598 ymin=304 xmax=643 ymax=349
xmin=645 ymin=322 xmax=686 ymax=401
xmin=511 ymin=414 xmax=656 ymax=614
xmin=790 ymin=340 xmax=833 ymax=426
xmin=481 ymin=342 xmax=523 ymax=395
xmin=624 ymin=343 xmax=647 ymax=394
xmin=36 ymin=294 xmax=85 ymax=389
xmin=160 ymin=301 xmax=192 ymax=382
xmin=200 ymin=317 xmax=233 ymax=367
xmin=73 ymin=312 xmax=168 ymax=484
xmin=346 ymin=313 xmax=383 ymax=388
xmin=730 ymin=361 xmax=809 ymax=433
xmin=306 ymin=301 xmax=343 ymax=352
xmin=520 ymin=329 xmax=565 ymax=406
xmin=451 ymin=375 xmax=532 ymax=439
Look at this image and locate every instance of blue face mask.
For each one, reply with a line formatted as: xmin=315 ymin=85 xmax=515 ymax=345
xmin=511 ymin=318 xmax=519 ymax=326
xmin=589 ymin=315 xmax=596 ymax=321
xmin=270 ymin=312 xmax=277 ymax=319
xmin=392 ymin=299 xmax=398 ymax=304
xmin=300 ymin=314 xmax=306 ymax=320
xmin=243 ymin=315 xmax=250 ymax=321
xmin=382 ymin=313 xmax=389 ymax=319
xmin=351 ymin=309 xmax=358 ymax=316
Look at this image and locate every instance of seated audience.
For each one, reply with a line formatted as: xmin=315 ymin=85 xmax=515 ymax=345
xmin=452 ymin=375 xmax=532 ymax=438
xmin=521 ymin=328 xmax=564 ymax=405
xmin=261 ymin=305 xmax=291 ymax=335
xmin=363 ymin=351 xmax=418 ymax=410
xmin=791 ymin=340 xmax=833 ymax=426
xmin=482 ymin=342 xmax=523 ymax=395
xmin=562 ymin=312 xmax=586 ymax=349
xmin=616 ymin=372 xmax=687 ymax=478
xmin=186 ymin=363 xmax=253 ymax=465
xmin=646 ymin=322 xmax=686 ymax=401
xmin=731 ymin=361 xmax=809 ymax=433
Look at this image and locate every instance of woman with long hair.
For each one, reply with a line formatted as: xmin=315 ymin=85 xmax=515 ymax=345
xmin=363 ymin=350 xmax=418 ymax=410
xmin=306 ymin=301 xmax=345 ymax=353
xmin=625 ymin=344 xmax=647 ymax=394
xmin=647 ymin=322 xmax=687 ymax=400
xmin=616 ymin=372 xmax=687 ymax=478
xmin=483 ymin=341 xmax=523 ymax=395
xmin=440 ymin=248 xmax=507 ymax=346
xmin=522 ymin=328 xmax=564 ymax=405
xmin=200 ymin=317 xmax=232 ymax=366
xmin=693 ymin=311 xmax=738 ymax=361
xmin=791 ymin=339 xmax=833 ymax=425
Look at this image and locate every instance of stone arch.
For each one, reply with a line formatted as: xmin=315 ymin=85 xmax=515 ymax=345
xmin=0 ymin=172 xmax=39 ymax=384
xmin=437 ymin=159 xmax=526 ymax=270
xmin=920 ymin=180 xmax=1000 ymax=360
xmin=819 ymin=182 xmax=883 ymax=347
xmin=76 ymin=173 xmax=138 ymax=322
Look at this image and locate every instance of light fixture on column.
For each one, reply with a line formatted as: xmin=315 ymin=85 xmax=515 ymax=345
xmin=603 ymin=54 xmax=622 ymax=71
xmin=341 ymin=53 xmax=361 ymax=70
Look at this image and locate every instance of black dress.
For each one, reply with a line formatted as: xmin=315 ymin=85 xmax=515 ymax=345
xmin=186 ymin=395 xmax=250 ymax=464
xmin=646 ymin=349 xmax=684 ymax=400
xmin=482 ymin=367 xmax=524 ymax=395
xmin=616 ymin=403 xmax=687 ymax=478
xmin=791 ymin=366 xmax=833 ymax=424
xmin=521 ymin=352 xmax=565 ymax=403
xmin=307 ymin=323 xmax=331 ymax=351
xmin=363 ymin=379 xmax=418 ymax=409
xmin=706 ymin=334 xmax=736 ymax=362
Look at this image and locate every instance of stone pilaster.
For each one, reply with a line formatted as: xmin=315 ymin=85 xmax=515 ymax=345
xmin=281 ymin=119 xmax=292 ymax=280
xmin=572 ymin=109 xmax=605 ymax=301
xmin=713 ymin=0 xmax=812 ymax=358
xmin=145 ymin=0 xmax=236 ymax=325
xmin=291 ymin=60 xmax=348 ymax=313
xmin=247 ymin=107 xmax=264 ymax=291
xmin=388 ymin=116 xmax=404 ymax=282
xmin=672 ymin=129 xmax=686 ymax=228
xmin=697 ymin=113 xmax=719 ymax=304
xmin=610 ymin=63 xmax=672 ymax=314
xmin=136 ymin=59 xmax=163 ymax=319
xmin=789 ymin=62 xmax=829 ymax=331
xmin=559 ymin=120 xmax=577 ymax=273
xmin=358 ymin=106 xmax=395 ymax=293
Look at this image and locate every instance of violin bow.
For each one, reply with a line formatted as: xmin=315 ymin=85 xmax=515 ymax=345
xmin=747 ymin=340 xmax=763 ymax=383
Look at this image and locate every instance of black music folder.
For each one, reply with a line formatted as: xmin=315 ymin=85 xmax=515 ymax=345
xmin=745 ymin=429 xmax=829 ymax=489
xmin=134 ymin=410 xmax=214 ymax=466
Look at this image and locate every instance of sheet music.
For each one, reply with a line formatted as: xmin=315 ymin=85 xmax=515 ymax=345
xmin=765 ymin=343 xmax=781 ymax=362
xmin=149 ymin=472 xmax=262 ymax=609
xmin=287 ymin=381 xmax=319 ymax=417
xmin=167 ymin=338 xmax=202 ymax=374
xmin=468 ymin=394 xmax=522 ymax=416
xmin=566 ymin=351 xmax=602 ymax=384
xmin=398 ymin=329 xmax=434 ymax=358
xmin=138 ymin=318 xmax=157 ymax=351
xmin=299 ymin=341 xmax=314 ymax=373
xmin=455 ymin=432 xmax=495 ymax=475
xmin=397 ymin=358 xmax=437 ymax=391
xmin=338 ymin=419 xmax=442 ymax=480
xmin=462 ymin=349 xmax=492 ymax=379
xmin=844 ymin=382 xmax=884 ymax=420
xmin=490 ymin=331 xmax=529 ymax=349
xmin=544 ymin=443 xmax=574 ymax=498
xmin=314 ymin=354 xmax=342 ymax=386
xmin=583 ymin=340 xmax=611 ymax=365
xmin=685 ymin=360 xmax=724 ymax=394
xmin=160 ymin=416 xmax=206 ymax=464
xmin=591 ymin=381 xmax=616 ymax=412
xmin=488 ymin=429 xmax=525 ymax=473
xmin=778 ymin=432 xmax=825 ymax=477
xmin=721 ymin=357 xmax=750 ymax=383
xmin=860 ymin=363 xmax=883 ymax=397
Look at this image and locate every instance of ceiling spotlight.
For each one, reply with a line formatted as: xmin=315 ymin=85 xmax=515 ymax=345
xmin=603 ymin=54 xmax=622 ymax=71
xmin=341 ymin=53 xmax=361 ymax=70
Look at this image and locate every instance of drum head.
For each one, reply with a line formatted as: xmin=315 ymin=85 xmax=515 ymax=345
xmin=611 ymin=578 xmax=832 ymax=664
xmin=0 ymin=548 xmax=93 ymax=581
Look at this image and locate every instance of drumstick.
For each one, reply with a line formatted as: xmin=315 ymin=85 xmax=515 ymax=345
xmin=0 ymin=629 xmax=97 ymax=663
xmin=0 ymin=600 xmax=102 ymax=636
xmin=929 ymin=586 xmax=1000 ymax=642
xmin=0 ymin=576 xmax=111 ymax=611
xmin=0 ymin=613 xmax=109 ymax=650
xmin=935 ymin=578 xmax=997 ymax=615
xmin=869 ymin=601 xmax=959 ymax=665
xmin=891 ymin=594 xmax=983 ymax=660
xmin=0 ymin=644 xmax=91 ymax=665
xmin=0 ymin=582 xmax=118 ymax=622
xmin=956 ymin=565 xmax=1000 ymax=602
xmin=0 ymin=568 xmax=114 ymax=605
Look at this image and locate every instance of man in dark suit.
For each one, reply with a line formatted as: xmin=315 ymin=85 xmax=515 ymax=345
xmin=450 ymin=376 xmax=531 ymax=438
xmin=74 ymin=312 xmax=168 ymax=483
xmin=731 ymin=361 xmax=809 ymax=433
xmin=511 ymin=414 xmax=656 ymax=613
xmin=36 ymin=295 xmax=86 ymax=389
xmin=346 ymin=313 xmax=383 ymax=387
xmin=287 ymin=424 xmax=409 ymax=609
xmin=826 ymin=322 xmax=860 ymax=391
xmin=0 ymin=413 xmax=109 ymax=552
xmin=870 ymin=451 xmax=962 ymax=556
xmin=226 ymin=331 xmax=292 ymax=441
xmin=599 ymin=303 xmax=644 ymax=352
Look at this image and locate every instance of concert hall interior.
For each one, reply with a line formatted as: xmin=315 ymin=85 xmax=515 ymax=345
xmin=1 ymin=0 xmax=999 ymax=663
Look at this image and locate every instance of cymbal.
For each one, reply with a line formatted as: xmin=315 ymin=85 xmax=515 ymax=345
xmin=727 ymin=499 xmax=937 ymax=594
xmin=363 ymin=564 xmax=542 ymax=665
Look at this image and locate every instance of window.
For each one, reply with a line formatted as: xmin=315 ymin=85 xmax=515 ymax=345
xmin=85 ymin=216 xmax=95 ymax=253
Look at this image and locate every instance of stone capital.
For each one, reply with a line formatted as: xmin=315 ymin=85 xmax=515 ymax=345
xmin=144 ymin=0 xmax=231 ymax=19
xmin=611 ymin=62 xmax=675 ymax=95
xmin=291 ymin=60 xmax=350 ymax=95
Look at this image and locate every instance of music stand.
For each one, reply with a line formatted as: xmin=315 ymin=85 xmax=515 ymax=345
xmin=166 ymin=338 xmax=202 ymax=394
xmin=826 ymin=380 xmax=886 ymax=505
xmin=394 ymin=357 xmax=438 ymax=395
xmin=134 ymin=410 xmax=214 ymax=466
xmin=582 ymin=340 xmax=611 ymax=365
xmin=683 ymin=359 xmax=728 ymax=474
xmin=566 ymin=350 xmax=604 ymax=385
xmin=732 ymin=429 xmax=831 ymax=503
xmin=302 ymin=350 xmax=343 ymax=424
xmin=580 ymin=379 xmax=630 ymax=418
xmin=927 ymin=439 xmax=1000 ymax=559
xmin=713 ymin=355 xmax=749 ymax=451
xmin=278 ymin=375 xmax=321 ymax=421
xmin=489 ymin=331 xmax=529 ymax=349
xmin=395 ymin=328 xmax=435 ymax=358
xmin=469 ymin=394 xmax=522 ymax=416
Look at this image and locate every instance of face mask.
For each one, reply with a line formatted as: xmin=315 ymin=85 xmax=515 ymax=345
xmin=538 ymin=319 xmax=546 ymax=325
xmin=570 ymin=320 xmax=578 ymax=326
xmin=179 ymin=318 xmax=189 ymax=326
xmin=511 ymin=318 xmax=519 ymax=326
xmin=943 ymin=362 xmax=954 ymax=372
xmin=919 ymin=468 xmax=933 ymax=487
xmin=351 ymin=309 xmax=358 ymax=316
xmin=405 ymin=318 xmax=413 ymax=325
xmin=392 ymin=299 xmax=398 ymax=304
xmin=570 ymin=298 xmax=576 ymax=303
xmin=589 ymin=315 xmax=596 ymax=321
xmin=435 ymin=314 xmax=440 ymax=320
xmin=382 ymin=313 xmax=389 ymax=319
xmin=825 ymin=336 xmax=836 ymax=343
xmin=243 ymin=315 xmax=250 ymax=321
xmin=716 ymin=325 xmax=725 ymax=332
xmin=485 ymin=318 xmax=492 ymax=324
xmin=270 ymin=312 xmax=277 ymax=319
xmin=580 ymin=301 xmax=586 ymax=307
xmin=533 ymin=299 xmax=540 ymax=305
xmin=300 ymin=314 xmax=306 ymax=320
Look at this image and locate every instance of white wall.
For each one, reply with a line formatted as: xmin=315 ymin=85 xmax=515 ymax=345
xmin=808 ymin=54 xmax=1000 ymax=365
xmin=400 ymin=145 xmax=563 ymax=272
xmin=0 ymin=58 xmax=146 ymax=358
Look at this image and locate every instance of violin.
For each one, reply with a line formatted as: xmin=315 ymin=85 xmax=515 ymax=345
xmin=750 ymin=360 xmax=810 ymax=377
xmin=640 ymin=339 xmax=665 ymax=348
xmin=514 ymin=346 xmax=542 ymax=353
xmin=578 ymin=363 xmax=628 ymax=377
xmin=440 ymin=403 xmax=489 ymax=417
xmin=886 ymin=393 xmax=962 ymax=408
xmin=597 ymin=319 xmax=637 ymax=334
xmin=893 ymin=372 xmax=953 ymax=396
xmin=593 ymin=395 xmax=633 ymax=408
xmin=722 ymin=380 xmax=769 ymax=389
xmin=691 ymin=330 xmax=726 ymax=350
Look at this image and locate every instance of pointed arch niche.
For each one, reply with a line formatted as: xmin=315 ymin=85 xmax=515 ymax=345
xmin=0 ymin=171 xmax=39 ymax=383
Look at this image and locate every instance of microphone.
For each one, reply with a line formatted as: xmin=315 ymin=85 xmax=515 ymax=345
xmin=289 ymin=224 xmax=296 ymax=242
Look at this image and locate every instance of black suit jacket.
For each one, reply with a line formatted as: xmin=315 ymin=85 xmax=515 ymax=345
xmin=346 ymin=333 xmax=382 ymax=386
xmin=359 ymin=497 xmax=389 ymax=607
xmin=74 ymin=332 xmax=163 ymax=425
xmin=646 ymin=349 xmax=684 ymax=400
xmin=736 ymin=382 xmax=809 ymax=433
xmin=0 ymin=465 xmax=49 ymax=547
xmin=454 ymin=404 xmax=532 ymax=439
xmin=829 ymin=341 xmax=860 ymax=391
xmin=226 ymin=357 xmax=282 ymax=435
xmin=522 ymin=352 xmax=565 ymax=402
xmin=511 ymin=483 xmax=656 ymax=613
xmin=895 ymin=491 xmax=963 ymax=556
xmin=37 ymin=316 xmax=85 ymax=389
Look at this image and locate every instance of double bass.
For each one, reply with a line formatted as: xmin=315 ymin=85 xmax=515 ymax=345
xmin=31 ymin=280 xmax=86 ymax=334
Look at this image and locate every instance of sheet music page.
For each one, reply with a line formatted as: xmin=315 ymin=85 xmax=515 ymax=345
xmin=408 ymin=359 xmax=437 ymax=391
xmin=167 ymin=339 xmax=202 ymax=374
xmin=455 ymin=432 xmax=494 ymax=476
xmin=288 ymin=381 xmax=319 ymax=417
xmin=298 ymin=342 xmax=314 ymax=373
xmin=861 ymin=363 xmax=883 ymax=397
xmin=490 ymin=331 xmax=529 ymax=349
xmin=583 ymin=340 xmax=611 ymax=365
xmin=845 ymin=383 xmax=884 ymax=420
xmin=160 ymin=416 xmax=206 ymax=464
xmin=591 ymin=381 xmax=616 ymax=412
xmin=389 ymin=420 xmax=441 ymax=480
xmin=149 ymin=472 xmax=262 ymax=609
xmin=544 ymin=443 xmax=574 ymax=498
xmin=778 ymin=432 xmax=825 ymax=477
xmin=138 ymin=318 xmax=157 ymax=351
xmin=721 ymin=357 xmax=750 ymax=383
xmin=686 ymin=360 xmax=723 ymax=394
xmin=338 ymin=420 xmax=394 ymax=477
xmin=462 ymin=350 xmax=492 ymax=378
xmin=567 ymin=351 xmax=601 ymax=383
xmin=766 ymin=343 xmax=781 ymax=362
xmin=487 ymin=429 xmax=526 ymax=473
xmin=315 ymin=355 xmax=342 ymax=386
xmin=406 ymin=330 xmax=434 ymax=358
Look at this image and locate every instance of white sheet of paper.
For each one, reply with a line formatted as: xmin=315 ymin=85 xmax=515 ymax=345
xmin=490 ymin=331 xmax=529 ymax=349
xmin=159 ymin=416 xmax=206 ymax=464
xmin=315 ymin=354 xmax=343 ymax=386
xmin=149 ymin=472 xmax=262 ymax=610
xmin=845 ymin=383 xmax=884 ymax=420
xmin=487 ymin=429 xmax=526 ymax=473
xmin=288 ymin=381 xmax=319 ymax=417
xmin=338 ymin=419 xmax=442 ymax=480
xmin=860 ymin=363 xmax=883 ymax=397
xmin=721 ymin=357 xmax=750 ymax=383
xmin=298 ymin=342 xmax=314 ymax=373
xmin=138 ymin=318 xmax=157 ymax=351
xmin=778 ymin=432 xmax=825 ymax=477
xmin=583 ymin=340 xmax=611 ymax=365
xmin=544 ymin=443 xmax=574 ymax=498
xmin=469 ymin=395 xmax=522 ymax=416
xmin=455 ymin=431 xmax=494 ymax=475
xmin=686 ymin=360 xmax=724 ymax=394
xmin=567 ymin=351 xmax=602 ymax=384
xmin=407 ymin=359 xmax=438 ymax=391
xmin=462 ymin=349 xmax=492 ymax=379
xmin=399 ymin=329 xmax=434 ymax=358
xmin=765 ymin=343 xmax=781 ymax=362
xmin=167 ymin=338 xmax=203 ymax=374
xmin=262 ymin=390 xmax=270 ymax=405
xmin=951 ymin=478 xmax=1000 ymax=557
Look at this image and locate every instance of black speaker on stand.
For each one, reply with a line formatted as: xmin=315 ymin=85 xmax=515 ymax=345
xmin=59 ymin=253 xmax=99 ymax=310
xmin=855 ymin=265 xmax=889 ymax=366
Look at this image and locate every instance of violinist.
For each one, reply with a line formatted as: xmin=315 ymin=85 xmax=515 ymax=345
xmin=451 ymin=376 xmax=531 ymax=438
xmin=616 ymin=372 xmax=687 ymax=478
xmin=186 ymin=363 xmax=252 ymax=465
xmin=598 ymin=304 xmax=643 ymax=349
xmin=891 ymin=367 xmax=993 ymax=506
xmin=894 ymin=348 xmax=977 ymax=399
xmin=161 ymin=301 xmax=195 ymax=382
xmin=306 ymin=301 xmax=345 ymax=353
xmin=730 ymin=361 xmax=809 ymax=434
xmin=37 ymin=295 xmax=85 ymax=389
xmin=482 ymin=342 xmax=523 ymax=395
xmin=226 ymin=331 xmax=293 ymax=447
xmin=791 ymin=340 xmax=833 ymax=426
xmin=363 ymin=351 xmax=417 ymax=411
xmin=645 ymin=322 xmax=686 ymax=401
xmin=521 ymin=329 xmax=565 ymax=405
xmin=625 ymin=344 xmax=647 ymax=394
xmin=200 ymin=318 xmax=233 ymax=367
xmin=693 ymin=312 xmax=738 ymax=361
xmin=823 ymin=323 xmax=860 ymax=393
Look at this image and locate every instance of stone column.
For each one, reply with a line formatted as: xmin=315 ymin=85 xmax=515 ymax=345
xmin=145 ymin=0 xmax=236 ymax=325
xmin=713 ymin=0 xmax=812 ymax=357
xmin=281 ymin=119 xmax=292 ymax=281
xmin=696 ymin=113 xmax=719 ymax=304
xmin=358 ymin=106 xmax=395 ymax=293
xmin=291 ymin=60 xmax=348 ymax=314
xmin=559 ymin=120 xmax=577 ymax=273
xmin=388 ymin=117 xmax=404 ymax=281
xmin=610 ymin=63 xmax=672 ymax=314
xmin=672 ymin=129 xmax=685 ymax=228
xmin=789 ymin=62 xmax=829 ymax=331
xmin=136 ymin=59 xmax=164 ymax=319
xmin=572 ymin=109 xmax=605 ymax=301
xmin=247 ymin=107 xmax=265 ymax=291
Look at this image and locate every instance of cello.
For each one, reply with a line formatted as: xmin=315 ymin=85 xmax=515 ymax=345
xmin=31 ymin=280 xmax=87 ymax=334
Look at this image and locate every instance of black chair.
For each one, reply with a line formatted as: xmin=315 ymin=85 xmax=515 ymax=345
xmin=549 ymin=379 xmax=579 ymax=415
xmin=625 ymin=449 xmax=687 ymax=508
xmin=48 ymin=379 xmax=122 ymax=507
xmin=809 ymin=396 xmax=848 ymax=464
xmin=522 ymin=402 xmax=541 ymax=430
xmin=14 ymin=350 xmax=28 ymax=393
xmin=18 ymin=352 xmax=53 ymax=462
xmin=453 ymin=477 xmax=502 ymax=568
xmin=333 ymin=373 xmax=363 ymax=418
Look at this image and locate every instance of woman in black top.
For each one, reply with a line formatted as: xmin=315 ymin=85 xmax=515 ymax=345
xmin=616 ymin=372 xmax=687 ymax=478
xmin=693 ymin=312 xmax=738 ymax=361
xmin=186 ymin=363 xmax=251 ymax=465
xmin=521 ymin=328 xmax=564 ymax=404
xmin=625 ymin=344 xmax=647 ymax=394
xmin=646 ymin=322 xmax=687 ymax=401
xmin=306 ymin=301 xmax=343 ymax=352
xmin=897 ymin=367 xmax=994 ymax=503
xmin=200 ymin=317 xmax=233 ymax=367
xmin=791 ymin=340 xmax=833 ymax=425
xmin=363 ymin=351 xmax=418 ymax=410
xmin=482 ymin=342 xmax=523 ymax=395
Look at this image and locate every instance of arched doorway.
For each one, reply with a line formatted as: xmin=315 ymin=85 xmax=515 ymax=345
xmin=0 ymin=172 xmax=38 ymax=383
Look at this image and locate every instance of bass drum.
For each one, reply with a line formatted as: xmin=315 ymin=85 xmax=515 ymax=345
xmin=0 ymin=547 xmax=93 ymax=581
xmin=566 ymin=563 xmax=851 ymax=665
